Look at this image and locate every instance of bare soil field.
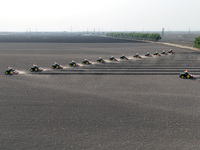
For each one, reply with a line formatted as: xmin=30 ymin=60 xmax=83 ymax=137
xmin=1 ymin=36 xmax=200 ymax=150
xmin=0 ymin=33 xmax=136 ymax=43
xmin=160 ymin=31 xmax=200 ymax=47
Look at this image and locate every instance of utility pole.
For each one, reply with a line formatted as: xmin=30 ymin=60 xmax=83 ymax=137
xmin=162 ymin=28 xmax=164 ymax=37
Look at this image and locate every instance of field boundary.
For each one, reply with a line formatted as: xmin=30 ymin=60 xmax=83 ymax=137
xmin=147 ymin=40 xmax=200 ymax=51
xmin=104 ymin=36 xmax=200 ymax=51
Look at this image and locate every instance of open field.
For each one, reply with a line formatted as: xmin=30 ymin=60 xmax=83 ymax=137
xmin=1 ymin=36 xmax=200 ymax=150
xmin=160 ymin=31 xmax=200 ymax=47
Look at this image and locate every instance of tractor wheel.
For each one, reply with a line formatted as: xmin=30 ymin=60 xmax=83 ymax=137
xmin=86 ymin=62 xmax=88 ymax=64
xmin=56 ymin=66 xmax=59 ymax=69
xmin=5 ymin=72 xmax=8 ymax=75
xmin=10 ymin=71 xmax=13 ymax=75
xmin=52 ymin=66 xmax=54 ymax=69
xmin=30 ymin=69 xmax=33 ymax=72
xmin=181 ymin=76 xmax=184 ymax=79
xmin=187 ymin=75 xmax=190 ymax=78
xmin=73 ymin=64 xmax=76 ymax=66
xmin=35 ymin=68 xmax=38 ymax=71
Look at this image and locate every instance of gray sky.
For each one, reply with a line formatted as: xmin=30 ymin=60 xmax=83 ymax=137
xmin=0 ymin=0 xmax=199 ymax=32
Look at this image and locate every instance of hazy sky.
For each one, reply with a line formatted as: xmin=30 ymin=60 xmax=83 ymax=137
xmin=0 ymin=0 xmax=199 ymax=32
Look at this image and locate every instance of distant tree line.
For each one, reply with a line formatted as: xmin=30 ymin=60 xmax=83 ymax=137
xmin=106 ymin=32 xmax=161 ymax=41
xmin=193 ymin=36 xmax=200 ymax=48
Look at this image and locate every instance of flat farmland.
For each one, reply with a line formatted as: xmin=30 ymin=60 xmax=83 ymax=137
xmin=1 ymin=36 xmax=200 ymax=150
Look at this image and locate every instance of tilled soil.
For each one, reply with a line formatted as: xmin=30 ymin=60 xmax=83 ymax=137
xmin=1 ymin=36 xmax=200 ymax=150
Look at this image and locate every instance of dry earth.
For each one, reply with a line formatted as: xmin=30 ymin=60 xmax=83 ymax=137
xmin=1 ymin=36 xmax=200 ymax=150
